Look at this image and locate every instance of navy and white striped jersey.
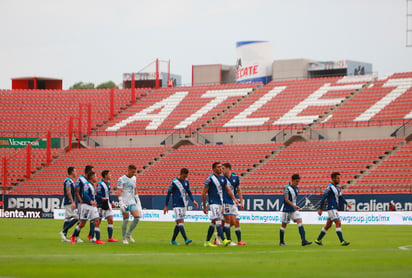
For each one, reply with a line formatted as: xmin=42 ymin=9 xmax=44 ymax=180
xmin=223 ymin=174 xmax=239 ymax=205
xmin=81 ymin=180 xmax=96 ymax=205
xmin=165 ymin=178 xmax=194 ymax=208
xmin=282 ymin=184 xmax=299 ymax=212
xmin=63 ymin=177 xmax=75 ymax=206
xmin=204 ymin=174 xmax=227 ymax=205
xmin=319 ymin=183 xmax=347 ymax=210
xmin=96 ymin=180 xmax=111 ymax=208
xmin=75 ymin=175 xmax=88 ymax=202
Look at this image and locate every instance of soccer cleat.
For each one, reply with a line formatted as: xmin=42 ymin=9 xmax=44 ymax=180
xmin=314 ymin=239 xmax=323 ymax=246
xmin=88 ymin=235 xmax=92 ymax=242
xmin=95 ymin=239 xmax=106 ymax=245
xmin=237 ymin=241 xmax=247 ymax=246
xmin=170 ymin=240 xmax=179 ymax=245
xmin=204 ymin=241 xmax=217 ymax=247
xmin=222 ymin=239 xmax=231 ymax=247
xmin=70 ymin=236 xmax=75 ymax=245
xmin=185 ymin=239 xmax=192 ymax=245
xmin=107 ymin=238 xmax=119 ymax=242
xmin=229 ymin=242 xmax=237 ymax=246
xmin=60 ymin=231 xmax=70 ymax=242
xmin=279 ymin=242 xmax=287 ymax=246
xmin=76 ymin=237 xmax=84 ymax=243
xmin=302 ymin=240 xmax=313 ymax=246
xmin=126 ymin=235 xmax=135 ymax=243
xmin=122 ymin=239 xmax=129 ymax=245
xmin=341 ymin=241 xmax=350 ymax=246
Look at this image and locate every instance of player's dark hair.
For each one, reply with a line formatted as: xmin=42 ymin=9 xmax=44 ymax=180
xmin=85 ymin=165 xmax=94 ymax=174
xmin=67 ymin=166 xmax=75 ymax=175
xmin=128 ymin=164 xmax=137 ymax=170
xmin=222 ymin=163 xmax=231 ymax=169
xmin=291 ymin=174 xmax=300 ymax=180
xmin=101 ymin=170 xmax=110 ymax=178
xmin=180 ymin=168 xmax=189 ymax=174
xmin=212 ymin=162 xmax=221 ymax=169
xmin=87 ymin=171 xmax=96 ymax=181
xmin=331 ymin=172 xmax=341 ymax=179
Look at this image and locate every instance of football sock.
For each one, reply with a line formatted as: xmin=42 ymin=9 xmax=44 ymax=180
xmin=62 ymin=220 xmax=70 ymax=236
xmin=127 ymin=217 xmax=140 ymax=235
xmin=122 ymin=219 xmax=129 ymax=239
xmin=108 ymin=224 xmax=113 ymax=239
xmin=89 ymin=221 xmax=95 ymax=238
xmin=280 ymin=227 xmax=285 ymax=243
xmin=317 ymin=228 xmax=327 ymax=241
xmin=172 ymin=225 xmax=180 ymax=241
xmin=223 ymin=223 xmax=231 ymax=240
xmin=72 ymin=225 xmax=81 ymax=237
xmin=216 ymin=220 xmax=225 ymax=240
xmin=178 ymin=223 xmax=187 ymax=240
xmin=336 ymin=228 xmax=344 ymax=242
xmin=235 ymin=227 xmax=242 ymax=242
xmin=94 ymin=227 xmax=100 ymax=240
xmin=206 ymin=224 xmax=215 ymax=241
xmin=298 ymin=223 xmax=306 ymax=240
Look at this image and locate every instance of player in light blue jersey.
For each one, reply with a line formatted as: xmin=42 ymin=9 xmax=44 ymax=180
xmin=74 ymin=165 xmax=95 ymax=242
xmin=118 ymin=164 xmax=142 ymax=244
xmin=163 ymin=168 xmax=199 ymax=245
xmin=60 ymin=166 xmax=78 ymax=242
xmin=222 ymin=163 xmax=246 ymax=246
xmin=315 ymin=172 xmax=352 ymax=246
xmin=71 ymin=171 xmax=106 ymax=244
xmin=279 ymin=174 xmax=312 ymax=246
xmin=202 ymin=162 xmax=238 ymax=247
xmin=96 ymin=170 xmax=118 ymax=242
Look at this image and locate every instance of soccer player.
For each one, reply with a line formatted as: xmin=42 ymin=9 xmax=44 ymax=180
xmin=60 ymin=166 xmax=79 ymax=242
xmin=315 ymin=172 xmax=352 ymax=246
xmin=70 ymin=171 xmax=106 ymax=244
xmin=96 ymin=170 xmax=118 ymax=242
xmin=279 ymin=174 xmax=312 ymax=246
xmin=202 ymin=162 xmax=239 ymax=247
xmin=75 ymin=165 xmax=95 ymax=242
xmin=163 ymin=168 xmax=199 ymax=245
xmin=221 ymin=163 xmax=246 ymax=246
xmin=118 ymin=164 xmax=142 ymax=244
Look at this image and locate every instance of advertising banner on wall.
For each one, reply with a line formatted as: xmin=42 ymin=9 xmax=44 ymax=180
xmin=236 ymin=41 xmax=273 ymax=84
xmin=0 ymin=137 xmax=60 ymax=149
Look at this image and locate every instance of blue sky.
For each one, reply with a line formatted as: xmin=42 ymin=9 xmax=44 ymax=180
xmin=0 ymin=0 xmax=411 ymax=89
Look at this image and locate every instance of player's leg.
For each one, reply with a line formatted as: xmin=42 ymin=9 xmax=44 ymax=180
xmin=315 ymin=218 xmax=333 ymax=245
xmin=223 ymin=214 xmax=234 ymax=242
xmin=94 ymin=217 xmax=106 ymax=244
xmin=106 ymin=215 xmax=118 ymax=242
xmin=334 ymin=219 xmax=349 ymax=245
xmin=126 ymin=207 xmax=140 ymax=242
xmin=280 ymin=212 xmax=289 ymax=246
xmin=88 ymin=219 xmax=95 ymax=242
xmin=234 ymin=219 xmax=245 ymax=245
xmin=296 ymin=218 xmax=312 ymax=246
xmin=71 ymin=220 xmax=86 ymax=244
xmin=61 ymin=205 xmax=78 ymax=241
xmin=122 ymin=212 xmax=130 ymax=244
xmin=206 ymin=220 xmax=216 ymax=242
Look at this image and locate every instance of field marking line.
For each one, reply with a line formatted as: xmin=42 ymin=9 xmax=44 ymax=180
xmin=398 ymin=245 xmax=412 ymax=250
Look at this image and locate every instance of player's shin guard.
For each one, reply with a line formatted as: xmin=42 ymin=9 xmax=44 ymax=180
xmin=280 ymin=227 xmax=285 ymax=243
xmin=127 ymin=217 xmax=140 ymax=235
xmin=216 ymin=220 xmax=225 ymax=240
xmin=336 ymin=228 xmax=344 ymax=242
xmin=298 ymin=223 xmax=306 ymax=241
xmin=235 ymin=227 xmax=242 ymax=242
xmin=177 ymin=223 xmax=187 ymax=241
xmin=317 ymin=228 xmax=327 ymax=241
xmin=223 ymin=223 xmax=231 ymax=240
xmin=108 ymin=224 xmax=113 ymax=239
xmin=89 ymin=221 xmax=95 ymax=237
xmin=206 ymin=224 xmax=215 ymax=241
xmin=172 ymin=225 xmax=180 ymax=241
xmin=94 ymin=227 xmax=101 ymax=240
xmin=122 ymin=219 xmax=129 ymax=239
xmin=72 ymin=225 xmax=81 ymax=237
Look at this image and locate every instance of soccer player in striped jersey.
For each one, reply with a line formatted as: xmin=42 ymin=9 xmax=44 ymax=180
xmin=60 ymin=166 xmax=79 ymax=242
xmin=118 ymin=164 xmax=142 ymax=245
xmin=75 ymin=165 xmax=95 ymax=242
xmin=202 ymin=162 xmax=238 ymax=247
xmin=96 ymin=170 xmax=118 ymax=242
xmin=279 ymin=174 xmax=312 ymax=246
xmin=163 ymin=168 xmax=199 ymax=245
xmin=315 ymin=172 xmax=352 ymax=246
xmin=71 ymin=171 xmax=106 ymax=244
xmin=222 ymin=163 xmax=246 ymax=246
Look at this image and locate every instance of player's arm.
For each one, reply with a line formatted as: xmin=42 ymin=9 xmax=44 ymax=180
xmin=65 ymin=183 xmax=76 ymax=210
xmin=284 ymin=193 xmax=300 ymax=210
xmin=164 ymin=190 xmax=172 ymax=214
xmin=237 ymin=186 xmax=244 ymax=210
xmin=318 ymin=188 xmax=328 ymax=216
xmin=341 ymin=195 xmax=352 ymax=209
xmin=202 ymin=186 xmax=209 ymax=214
xmin=224 ymin=185 xmax=239 ymax=206
xmin=117 ymin=185 xmax=127 ymax=212
xmin=75 ymin=186 xmax=82 ymax=205
xmin=186 ymin=186 xmax=198 ymax=208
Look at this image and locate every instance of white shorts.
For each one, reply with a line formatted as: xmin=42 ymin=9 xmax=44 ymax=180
xmin=223 ymin=203 xmax=237 ymax=216
xmin=327 ymin=209 xmax=340 ymax=221
xmin=173 ymin=207 xmax=186 ymax=221
xmin=209 ymin=204 xmax=223 ymax=220
xmin=281 ymin=211 xmax=302 ymax=224
xmin=80 ymin=203 xmax=100 ymax=221
xmin=99 ymin=208 xmax=114 ymax=219
xmin=64 ymin=204 xmax=78 ymax=220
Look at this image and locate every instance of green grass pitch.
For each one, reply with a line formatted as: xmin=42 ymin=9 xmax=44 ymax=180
xmin=0 ymin=219 xmax=411 ymax=278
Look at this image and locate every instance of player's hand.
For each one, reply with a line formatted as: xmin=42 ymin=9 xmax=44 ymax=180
xmin=71 ymin=202 xmax=76 ymax=210
xmin=317 ymin=209 xmax=323 ymax=216
xmin=91 ymin=201 xmax=97 ymax=207
xmin=119 ymin=201 xmax=127 ymax=213
xmin=163 ymin=206 xmax=168 ymax=215
xmin=112 ymin=202 xmax=118 ymax=209
xmin=193 ymin=200 xmax=199 ymax=209
xmin=294 ymin=205 xmax=301 ymax=210
xmin=234 ymin=199 xmax=239 ymax=206
xmin=203 ymin=207 xmax=208 ymax=215
xmin=347 ymin=203 xmax=352 ymax=209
